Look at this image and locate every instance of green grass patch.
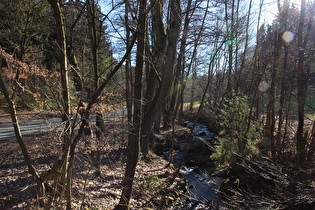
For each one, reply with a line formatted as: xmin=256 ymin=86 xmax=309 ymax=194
xmin=183 ymin=101 xmax=201 ymax=109
xmin=306 ymin=112 xmax=315 ymax=120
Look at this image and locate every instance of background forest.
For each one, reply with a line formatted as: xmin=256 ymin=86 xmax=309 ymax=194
xmin=0 ymin=0 xmax=315 ymax=209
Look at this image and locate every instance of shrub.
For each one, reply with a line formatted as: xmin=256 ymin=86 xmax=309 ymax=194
xmin=211 ymin=93 xmax=260 ymax=166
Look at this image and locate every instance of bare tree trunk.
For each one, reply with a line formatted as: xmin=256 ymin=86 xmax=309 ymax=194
xmin=0 ymin=54 xmax=45 ymax=202
xmin=67 ymin=3 xmax=84 ymax=92
xmin=296 ymin=0 xmax=314 ymax=164
xmin=42 ymin=7 xmax=138 ymax=208
xmin=141 ymin=0 xmax=167 ymax=156
xmin=307 ymin=121 xmax=315 ymax=161
xmin=264 ymin=0 xmax=289 ymax=159
xmin=246 ymin=0 xmax=264 ymax=132
xmin=265 ymin=40 xmax=280 ymax=159
xmin=124 ymin=0 xmax=133 ymax=124
xmin=184 ymin=0 xmax=209 ymax=99
xmin=116 ymin=0 xmax=146 ymax=208
xmin=86 ymin=0 xmax=106 ymax=177
xmin=296 ymin=1 xmax=307 ymax=162
xmin=66 ymin=29 xmax=138 ymax=210
xmin=276 ymin=43 xmax=288 ymax=155
xmin=236 ymin=0 xmax=252 ymax=93
xmin=47 ymin=1 xmax=73 ymax=208
xmin=189 ymin=58 xmax=197 ymax=112
xmin=162 ymin=99 xmax=172 ymax=130
xmin=141 ymin=0 xmax=181 ymax=157
xmin=274 ymin=0 xmax=290 ymax=157
xmin=224 ymin=0 xmax=235 ymax=95
xmin=166 ymin=0 xmax=193 ymax=124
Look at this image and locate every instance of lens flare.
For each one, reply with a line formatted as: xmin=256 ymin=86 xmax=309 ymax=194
xmin=282 ymin=31 xmax=294 ymax=43
xmin=258 ymin=81 xmax=269 ymax=92
xmin=226 ymin=40 xmax=233 ymax=45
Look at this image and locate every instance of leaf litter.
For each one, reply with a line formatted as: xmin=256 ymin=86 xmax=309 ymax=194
xmin=0 ymin=115 xmax=182 ymax=209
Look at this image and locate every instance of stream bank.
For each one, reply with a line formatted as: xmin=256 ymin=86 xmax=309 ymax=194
xmin=153 ymin=121 xmax=223 ymax=209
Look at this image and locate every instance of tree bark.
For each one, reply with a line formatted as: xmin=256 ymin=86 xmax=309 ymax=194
xmin=276 ymin=43 xmax=288 ymax=155
xmin=141 ymin=0 xmax=182 ymax=157
xmin=236 ymin=0 xmax=252 ymax=93
xmin=264 ymin=0 xmax=288 ymax=159
xmin=86 ymin=0 xmax=106 ymax=177
xmin=141 ymin=0 xmax=167 ymax=156
xmin=296 ymin=0 xmax=314 ymax=164
xmin=224 ymin=0 xmax=235 ymax=95
xmin=67 ymin=2 xmax=84 ymax=92
xmin=68 ymin=28 xmax=138 ymax=210
xmin=124 ymin=0 xmax=133 ymax=124
xmin=0 ymin=51 xmax=45 ymax=201
xmin=166 ymin=0 xmax=193 ymax=124
xmin=47 ymin=1 xmax=72 ymax=208
xmin=116 ymin=0 xmax=146 ymax=208
xmin=307 ymin=121 xmax=315 ymax=161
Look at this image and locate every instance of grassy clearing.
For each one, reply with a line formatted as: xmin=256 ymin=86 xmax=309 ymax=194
xmin=183 ymin=101 xmax=201 ymax=109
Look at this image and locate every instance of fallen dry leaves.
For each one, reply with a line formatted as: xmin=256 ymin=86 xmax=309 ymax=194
xmin=0 ymin=118 xmax=180 ymax=209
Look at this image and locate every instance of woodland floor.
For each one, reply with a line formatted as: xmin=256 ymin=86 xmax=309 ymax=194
xmin=1 ymin=111 xmax=315 ymax=209
xmin=0 ymin=111 xmax=186 ymax=209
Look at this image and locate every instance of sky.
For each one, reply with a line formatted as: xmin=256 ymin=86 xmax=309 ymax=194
xmin=100 ymin=0 xmax=305 ymax=61
xmin=263 ymin=0 xmax=302 ymax=23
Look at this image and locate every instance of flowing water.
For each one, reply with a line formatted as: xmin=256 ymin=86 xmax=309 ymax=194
xmin=165 ymin=122 xmax=223 ymax=209
xmin=178 ymin=166 xmax=223 ymax=209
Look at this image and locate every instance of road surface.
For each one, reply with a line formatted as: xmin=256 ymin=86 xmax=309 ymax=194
xmin=0 ymin=117 xmax=62 ymax=143
xmin=0 ymin=107 xmax=126 ymax=143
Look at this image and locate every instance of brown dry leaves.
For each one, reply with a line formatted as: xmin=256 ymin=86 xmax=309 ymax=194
xmin=0 ymin=47 xmax=59 ymax=80
xmin=0 ymin=118 xmax=176 ymax=209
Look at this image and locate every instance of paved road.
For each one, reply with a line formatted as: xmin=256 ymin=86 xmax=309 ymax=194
xmin=0 ymin=117 xmax=62 ymax=143
xmin=0 ymin=107 xmax=127 ymax=143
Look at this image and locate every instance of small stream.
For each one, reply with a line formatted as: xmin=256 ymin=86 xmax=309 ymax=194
xmin=178 ymin=166 xmax=222 ymax=209
xmin=164 ymin=122 xmax=223 ymax=209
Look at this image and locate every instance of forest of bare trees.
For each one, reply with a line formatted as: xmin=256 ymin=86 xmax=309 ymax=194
xmin=0 ymin=0 xmax=315 ymax=209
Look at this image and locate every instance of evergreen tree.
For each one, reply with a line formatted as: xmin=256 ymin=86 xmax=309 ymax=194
xmin=211 ymin=93 xmax=260 ymax=165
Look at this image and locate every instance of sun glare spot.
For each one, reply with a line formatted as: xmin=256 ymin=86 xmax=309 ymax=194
xmin=282 ymin=31 xmax=294 ymax=43
xmin=258 ymin=81 xmax=269 ymax=92
xmin=226 ymin=40 xmax=233 ymax=45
